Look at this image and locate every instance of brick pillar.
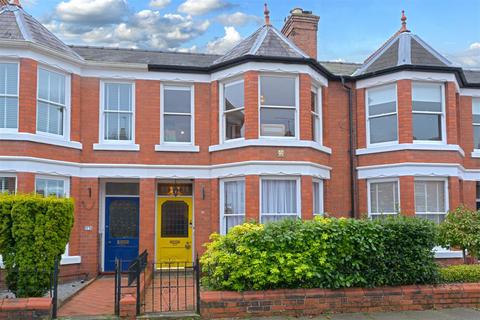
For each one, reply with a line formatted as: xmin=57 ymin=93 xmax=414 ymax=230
xmin=357 ymin=179 xmax=368 ymax=218
xmin=19 ymin=58 xmax=37 ymax=133
xmin=78 ymin=178 xmax=99 ymax=275
xmin=299 ymin=74 xmax=312 ymax=141
xmin=136 ymin=80 xmax=160 ymax=156
xmin=70 ymin=74 xmax=81 ymax=142
xmin=17 ymin=172 xmax=35 ymax=193
xmin=462 ymin=180 xmax=477 ymax=210
xmin=139 ymin=179 xmax=155 ymax=257
xmin=194 ymin=179 xmax=212 ymax=256
xmin=244 ymin=71 xmax=259 ymax=139
xmin=69 ymin=177 xmax=81 ymax=257
xmin=211 ymin=81 xmax=220 ymax=145
xmin=356 ymin=88 xmax=366 ymax=148
xmin=301 ymin=175 xmax=313 ymax=220
xmin=245 ymin=175 xmax=259 ymax=222
xmin=448 ymin=177 xmax=460 ymax=211
xmin=397 ymin=80 xmax=412 ymax=144
xmin=459 ymin=96 xmax=473 ymax=152
xmin=400 ymin=176 xmax=415 ymax=216
xmin=445 ymin=82 xmax=458 ymax=145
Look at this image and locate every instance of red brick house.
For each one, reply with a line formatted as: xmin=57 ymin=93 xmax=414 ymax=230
xmin=0 ymin=1 xmax=479 ymax=278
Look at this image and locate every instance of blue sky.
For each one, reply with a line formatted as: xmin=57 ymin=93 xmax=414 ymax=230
xmin=21 ymin=0 xmax=480 ymax=67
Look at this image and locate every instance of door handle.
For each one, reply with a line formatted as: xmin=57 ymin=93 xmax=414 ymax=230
xmin=185 ymin=242 xmax=191 ymax=249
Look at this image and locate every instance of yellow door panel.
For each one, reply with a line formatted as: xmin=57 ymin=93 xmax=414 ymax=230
xmin=157 ymin=197 xmax=193 ymax=265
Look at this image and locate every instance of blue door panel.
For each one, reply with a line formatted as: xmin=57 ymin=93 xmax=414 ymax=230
xmin=104 ymin=197 xmax=139 ymax=271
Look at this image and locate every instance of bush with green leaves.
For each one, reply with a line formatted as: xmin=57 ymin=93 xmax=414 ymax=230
xmin=440 ymin=264 xmax=480 ymax=283
xmin=438 ymin=206 xmax=480 ymax=263
xmin=201 ymin=216 xmax=439 ymax=291
xmin=0 ymin=194 xmax=74 ymax=297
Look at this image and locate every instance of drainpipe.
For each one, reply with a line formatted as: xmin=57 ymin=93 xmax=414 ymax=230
xmin=341 ymin=76 xmax=357 ymax=219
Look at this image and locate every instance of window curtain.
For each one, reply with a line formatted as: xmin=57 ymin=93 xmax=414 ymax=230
xmin=261 ymin=179 xmax=297 ymax=223
xmin=224 ymin=180 xmax=245 ymax=232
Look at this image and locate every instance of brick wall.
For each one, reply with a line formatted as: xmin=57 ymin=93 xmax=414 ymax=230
xmin=201 ymin=284 xmax=480 ymax=319
xmin=0 ymin=298 xmax=52 ymax=319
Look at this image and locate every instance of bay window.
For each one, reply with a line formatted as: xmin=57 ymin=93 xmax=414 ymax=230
xmin=412 ymin=82 xmax=445 ymax=142
xmin=414 ymin=179 xmax=447 ymax=224
xmin=222 ymin=80 xmax=244 ymax=141
xmin=101 ymin=82 xmax=134 ymax=142
xmin=0 ymin=175 xmax=16 ymax=194
xmin=473 ymin=98 xmax=480 ymax=149
xmin=313 ymin=179 xmax=323 ymax=215
xmin=35 ymin=176 xmax=68 ymax=198
xmin=162 ymin=85 xmax=193 ymax=144
xmin=37 ymin=68 xmax=68 ymax=136
xmin=0 ymin=62 xmax=18 ymax=130
xmin=311 ymin=86 xmax=322 ymax=143
xmin=368 ymin=179 xmax=399 ymax=219
xmin=220 ymin=179 xmax=245 ymax=234
xmin=261 ymin=178 xmax=300 ymax=223
xmin=366 ymin=84 xmax=397 ymax=145
xmin=259 ymin=75 xmax=297 ymax=138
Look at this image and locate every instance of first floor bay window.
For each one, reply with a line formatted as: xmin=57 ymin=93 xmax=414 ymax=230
xmin=366 ymin=84 xmax=397 ymax=145
xmin=473 ymin=98 xmax=480 ymax=149
xmin=260 ymin=75 xmax=297 ymax=137
xmin=0 ymin=176 xmax=16 ymax=194
xmin=412 ymin=82 xmax=444 ymax=142
xmin=35 ymin=176 xmax=68 ymax=197
xmin=221 ymin=179 xmax=245 ymax=234
xmin=102 ymin=82 xmax=134 ymax=142
xmin=37 ymin=68 xmax=67 ymax=136
xmin=162 ymin=85 xmax=193 ymax=144
xmin=261 ymin=178 xmax=299 ymax=223
xmin=311 ymin=86 xmax=322 ymax=143
xmin=414 ymin=179 xmax=447 ymax=224
xmin=0 ymin=62 xmax=18 ymax=130
xmin=223 ymin=80 xmax=244 ymax=141
xmin=368 ymin=180 xmax=399 ymax=219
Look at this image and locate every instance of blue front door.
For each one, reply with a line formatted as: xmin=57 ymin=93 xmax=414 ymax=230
xmin=104 ymin=197 xmax=139 ymax=272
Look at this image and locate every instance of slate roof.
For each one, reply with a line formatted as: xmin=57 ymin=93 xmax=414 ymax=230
xmin=319 ymin=61 xmax=361 ymax=76
xmin=0 ymin=4 xmax=81 ymax=60
xmin=465 ymin=70 xmax=480 ymax=84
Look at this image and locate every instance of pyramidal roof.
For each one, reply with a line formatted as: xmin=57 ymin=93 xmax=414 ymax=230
xmin=353 ymin=12 xmax=454 ymax=76
xmin=213 ymin=24 xmax=309 ymax=65
xmin=0 ymin=3 xmax=82 ymax=60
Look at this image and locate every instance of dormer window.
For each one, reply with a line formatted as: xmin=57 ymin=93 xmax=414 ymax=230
xmin=366 ymin=84 xmax=398 ymax=145
xmin=259 ymin=75 xmax=297 ymax=138
xmin=412 ymin=82 xmax=445 ymax=142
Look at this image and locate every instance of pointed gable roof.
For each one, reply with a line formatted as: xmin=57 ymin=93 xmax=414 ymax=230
xmin=353 ymin=12 xmax=454 ymax=76
xmin=0 ymin=3 xmax=82 ymax=60
xmin=213 ymin=24 xmax=309 ymax=65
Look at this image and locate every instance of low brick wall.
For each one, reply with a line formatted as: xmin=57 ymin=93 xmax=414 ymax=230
xmin=0 ymin=297 xmax=52 ymax=319
xmin=201 ymin=283 xmax=480 ymax=319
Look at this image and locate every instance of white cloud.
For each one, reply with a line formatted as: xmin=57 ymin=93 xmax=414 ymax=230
xmin=149 ymin=0 xmax=170 ymax=9
xmin=449 ymin=42 xmax=480 ymax=67
xmin=178 ymin=0 xmax=230 ymax=15
xmin=217 ymin=12 xmax=262 ymax=27
xmin=470 ymin=42 xmax=480 ymax=50
xmin=206 ymin=26 xmax=242 ymax=54
xmin=55 ymin=0 xmax=128 ymax=25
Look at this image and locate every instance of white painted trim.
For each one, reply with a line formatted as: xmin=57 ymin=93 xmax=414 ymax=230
xmin=154 ymin=144 xmax=199 ymax=152
xmin=434 ymin=249 xmax=463 ymax=259
xmin=93 ymin=143 xmax=140 ymax=151
xmin=356 ymin=143 xmax=464 ymax=156
xmin=219 ymin=177 xmax=246 ymax=235
xmin=355 ymin=71 xmax=460 ymax=92
xmin=259 ymin=176 xmax=302 ymax=223
xmin=209 ymin=138 xmax=332 ymax=154
xmin=60 ymin=255 xmax=82 ymax=265
xmin=397 ymin=33 xmax=411 ymax=65
xmin=0 ymin=132 xmax=82 ymax=149
xmin=471 ymin=151 xmax=480 ymax=158
xmin=367 ymin=178 xmax=400 ymax=217
xmin=357 ymin=162 xmax=467 ymax=180
xmin=0 ymin=156 xmax=331 ymax=179
xmin=461 ymin=88 xmax=480 ymax=97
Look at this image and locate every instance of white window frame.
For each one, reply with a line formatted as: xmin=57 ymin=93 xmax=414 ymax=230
xmin=219 ymin=177 xmax=246 ymax=235
xmin=473 ymin=98 xmax=480 ymax=151
xmin=412 ymin=82 xmax=446 ymax=145
xmin=311 ymin=85 xmax=323 ymax=144
xmin=98 ymin=80 xmax=136 ymax=145
xmin=365 ymin=83 xmax=398 ymax=147
xmin=259 ymin=176 xmax=301 ymax=222
xmin=0 ymin=173 xmax=17 ymax=194
xmin=0 ymin=60 xmax=19 ymax=133
xmin=36 ymin=65 xmax=71 ymax=140
xmin=34 ymin=175 xmax=70 ymax=198
xmin=160 ymin=83 xmax=195 ymax=146
xmin=312 ymin=178 xmax=324 ymax=216
xmin=220 ymin=78 xmax=245 ymax=144
xmin=476 ymin=181 xmax=480 ymax=210
xmin=367 ymin=178 xmax=400 ymax=218
xmin=258 ymin=74 xmax=299 ymax=140
xmin=414 ymin=177 xmax=449 ymax=221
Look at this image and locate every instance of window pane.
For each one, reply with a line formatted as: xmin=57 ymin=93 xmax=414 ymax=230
xmin=0 ymin=177 xmax=16 ymax=194
xmin=311 ymin=114 xmax=320 ymax=142
xmin=225 ymin=109 xmax=244 ymax=140
xmin=369 ymin=114 xmax=397 ymax=143
xmin=106 ymin=83 xmax=119 ymax=111
xmin=224 ymin=180 xmax=245 ymax=215
xmin=313 ymin=181 xmax=322 ymax=214
xmin=412 ymin=83 xmax=442 ymax=112
xmin=261 ymin=179 xmax=297 ymax=214
xmin=38 ymin=69 xmax=49 ymax=101
xmin=105 ymin=112 xmax=131 ymax=140
xmin=164 ymin=114 xmax=191 ymax=142
xmin=0 ymin=97 xmax=18 ymax=129
xmin=370 ymin=181 xmax=398 ymax=214
xmin=412 ymin=101 xmax=442 ymax=112
xmin=260 ymin=76 xmax=295 ymax=106
xmin=164 ymin=88 xmax=191 ymax=114
xmin=473 ymin=99 xmax=480 ymax=122
xmin=224 ymin=82 xmax=244 ymax=111
xmin=369 ymin=101 xmax=396 ymax=116
xmin=415 ymin=181 xmax=445 ymax=214
xmin=36 ymin=178 xmax=65 ymax=198
xmin=118 ymin=113 xmax=132 ymax=140
xmin=0 ymin=63 xmax=18 ymax=95
xmin=473 ymin=115 xmax=480 ymax=124
xmin=260 ymin=108 xmax=295 ymax=137
xmin=413 ymin=114 xmax=442 ymax=141
xmin=118 ymin=84 xmax=132 ymax=111
xmin=106 ymin=182 xmax=139 ymax=196
xmin=474 ymin=126 xmax=480 ymax=149
xmin=105 ymin=113 xmax=119 ymax=140
xmin=311 ymin=90 xmax=318 ymax=113
xmin=37 ymin=101 xmax=49 ymax=133
xmin=368 ymin=85 xmax=396 ymax=114
xmin=48 ymin=104 xmax=63 ymax=135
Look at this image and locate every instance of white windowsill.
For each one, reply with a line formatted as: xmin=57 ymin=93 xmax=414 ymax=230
xmin=434 ymin=249 xmax=463 ymax=259
xmin=0 ymin=255 xmax=81 ymax=268
xmin=357 ymin=143 xmax=465 ymax=156
xmin=0 ymin=132 xmax=82 ymax=150
xmin=93 ymin=143 xmax=140 ymax=151
xmin=155 ymin=144 xmax=200 ymax=152
xmin=471 ymin=150 xmax=480 ymax=158
xmin=209 ymin=139 xmax=332 ymax=154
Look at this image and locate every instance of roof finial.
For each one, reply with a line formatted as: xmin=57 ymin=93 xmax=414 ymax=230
xmin=400 ymin=10 xmax=409 ymax=32
xmin=264 ymin=3 xmax=270 ymax=26
xmin=11 ymin=0 xmax=22 ymax=7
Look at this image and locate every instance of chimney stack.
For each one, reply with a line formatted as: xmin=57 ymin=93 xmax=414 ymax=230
xmin=0 ymin=0 xmax=9 ymax=6
xmin=281 ymin=8 xmax=320 ymax=59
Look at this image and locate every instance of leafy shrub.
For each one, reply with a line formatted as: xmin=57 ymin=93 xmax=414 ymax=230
xmin=440 ymin=264 xmax=480 ymax=283
xmin=438 ymin=206 xmax=480 ymax=262
xmin=201 ymin=216 xmax=439 ymax=291
xmin=0 ymin=194 xmax=74 ymax=297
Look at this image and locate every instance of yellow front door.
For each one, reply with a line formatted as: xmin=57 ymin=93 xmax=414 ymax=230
xmin=156 ymin=197 xmax=193 ymax=265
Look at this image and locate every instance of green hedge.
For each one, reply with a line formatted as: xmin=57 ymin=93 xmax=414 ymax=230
xmin=0 ymin=194 xmax=74 ymax=297
xmin=200 ymin=216 xmax=439 ymax=291
xmin=440 ymin=264 xmax=480 ymax=283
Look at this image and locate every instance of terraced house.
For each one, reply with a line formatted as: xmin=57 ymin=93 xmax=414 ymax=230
xmin=0 ymin=0 xmax=479 ymax=279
